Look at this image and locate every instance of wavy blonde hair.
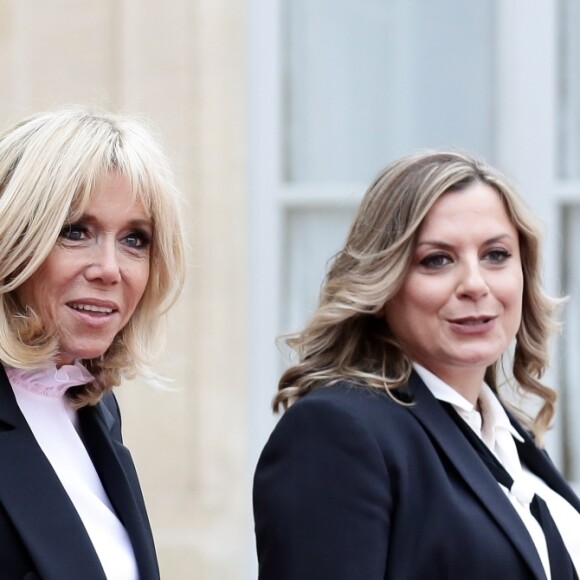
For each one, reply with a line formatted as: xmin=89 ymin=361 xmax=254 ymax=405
xmin=275 ymin=151 xmax=560 ymax=440
xmin=0 ymin=106 xmax=186 ymax=406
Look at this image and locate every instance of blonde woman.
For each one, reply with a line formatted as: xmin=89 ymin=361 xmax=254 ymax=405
xmin=0 ymin=107 xmax=185 ymax=579
xmin=254 ymin=151 xmax=580 ymax=579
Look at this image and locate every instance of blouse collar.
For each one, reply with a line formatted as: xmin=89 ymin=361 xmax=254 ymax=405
xmin=5 ymin=360 xmax=94 ymax=397
xmin=413 ymin=362 xmax=523 ymax=443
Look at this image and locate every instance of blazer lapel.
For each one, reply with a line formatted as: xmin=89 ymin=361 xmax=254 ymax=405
xmin=510 ymin=417 xmax=580 ymax=512
xmin=0 ymin=367 xmax=106 ymax=580
xmin=405 ymin=372 xmax=547 ymax=580
xmin=79 ymin=399 xmax=160 ymax=580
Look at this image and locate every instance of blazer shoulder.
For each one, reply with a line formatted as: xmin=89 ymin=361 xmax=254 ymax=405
xmin=269 ymin=381 xmax=422 ymax=464
xmin=286 ymin=381 xmax=415 ymax=428
xmin=254 ymin=382 xmax=414 ymax=579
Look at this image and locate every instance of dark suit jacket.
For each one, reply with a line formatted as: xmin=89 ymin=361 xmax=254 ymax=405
xmin=253 ymin=373 xmax=580 ymax=580
xmin=0 ymin=365 xmax=159 ymax=580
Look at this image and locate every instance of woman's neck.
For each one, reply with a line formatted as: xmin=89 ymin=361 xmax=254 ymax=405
xmin=418 ymin=364 xmax=485 ymax=406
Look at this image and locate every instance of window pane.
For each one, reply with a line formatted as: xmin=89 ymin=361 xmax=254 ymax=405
xmin=284 ymin=0 xmax=497 ymax=183
xmin=282 ymin=207 xmax=355 ymax=331
xmin=559 ymin=0 xmax=580 ymax=178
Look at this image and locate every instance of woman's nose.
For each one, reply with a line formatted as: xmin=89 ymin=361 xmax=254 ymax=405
xmin=456 ymin=260 xmax=489 ymax=299
xmin=84 ymin=241 xmax=121 ymax=284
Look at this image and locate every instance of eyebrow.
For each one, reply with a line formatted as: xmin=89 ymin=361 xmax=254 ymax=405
xmin=416 ymin=233 xmax=515 ymax=249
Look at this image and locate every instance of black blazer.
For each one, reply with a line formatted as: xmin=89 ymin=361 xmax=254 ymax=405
xmin=0 ymin=365 xmax=159 ymax=580
xmin=253 ymin=373 xmax=580 ymax=580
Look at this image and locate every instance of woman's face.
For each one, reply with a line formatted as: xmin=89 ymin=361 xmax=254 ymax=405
xmin=16 ymin=173 xmax=152 ymax=365
xmin=383 ymin=182 xmax=523 ymax=400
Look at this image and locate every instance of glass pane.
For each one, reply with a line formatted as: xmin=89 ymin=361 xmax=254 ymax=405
xmin=281 ymin=206 xmax=355 ymax=332
xmin=559 ymin=0 xmax=580 ymax=178
xmin=284 ymin=0 xmax=497 ymax=183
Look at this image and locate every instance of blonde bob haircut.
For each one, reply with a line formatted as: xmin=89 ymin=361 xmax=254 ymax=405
xmin=0 ymin=106 xmax=186 ymax=406
xmin=276 ymin=150 xmax=560 ymax=441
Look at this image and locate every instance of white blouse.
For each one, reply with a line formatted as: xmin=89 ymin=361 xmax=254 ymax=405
xmin=7 ymin=363 xmax=139 ymax=580
xmin=414 ymin=363 xmax=580 ymax=580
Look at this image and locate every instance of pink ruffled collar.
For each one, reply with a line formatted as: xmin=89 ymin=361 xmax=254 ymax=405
xmin=6 ymin=361 xmax=94 ymax=397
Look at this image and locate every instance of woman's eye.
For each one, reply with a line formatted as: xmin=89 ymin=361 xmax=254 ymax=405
xmin=59 ymin=224 xmax=87 ymax=241
xmin=420 ymin=253 xmax=451 ymax=269
xmin=124 ymin=230 xmax=151 ymax=249
xmin=485 ymin=249 xmax=511 ymax=263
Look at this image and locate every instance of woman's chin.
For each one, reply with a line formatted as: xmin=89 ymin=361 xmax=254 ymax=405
xmin=56 ymin=347 xmax=110 ymax=365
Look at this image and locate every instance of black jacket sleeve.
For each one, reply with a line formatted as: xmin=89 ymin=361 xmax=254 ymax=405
xmin=253 ymin=395 xmax=391 ymax=579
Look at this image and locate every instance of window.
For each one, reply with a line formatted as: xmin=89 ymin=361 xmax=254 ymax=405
xmin=248 ymin=7 xmax=576 ymax=550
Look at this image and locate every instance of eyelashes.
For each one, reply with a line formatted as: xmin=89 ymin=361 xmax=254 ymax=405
xmin=419 ymin=253 xmax=451 ymax=269
xmin=419 ymin=248 xmax=512 ymax=269
xmin=59 ymin=224 xmax=88 ymax=241
xmin=124 ymin=229 xmax=151 ymax=249
xmin=485 ymin=249 xmax=511 ymax=263
xmin=58 ymin=222 xmax=152 ymax=250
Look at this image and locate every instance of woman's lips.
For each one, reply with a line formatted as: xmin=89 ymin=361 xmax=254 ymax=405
xmin=68 ymin=302 xmax=115 ymax=314
xmin=448 ymin=316 xmax=497 ymax=334
xmin=66 ymin=300 xmax=120 ymax=324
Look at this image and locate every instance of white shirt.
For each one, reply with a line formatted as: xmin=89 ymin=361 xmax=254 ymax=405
xmin=414 ymin=363 xmax=580 ymax=579
xmin=8 ymin=364 xmax=139 ymax=580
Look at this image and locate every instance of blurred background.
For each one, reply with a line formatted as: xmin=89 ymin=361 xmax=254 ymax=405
xmin=1 ymin=0 xmax=579 ymax=578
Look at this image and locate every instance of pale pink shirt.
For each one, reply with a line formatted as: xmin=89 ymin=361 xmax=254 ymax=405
xmin=7 ymin=362 xmax=139 ymax=580
xmin=414 ymin=362 xmax=580 ymax=579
